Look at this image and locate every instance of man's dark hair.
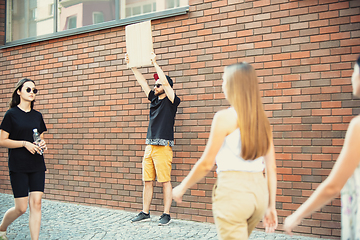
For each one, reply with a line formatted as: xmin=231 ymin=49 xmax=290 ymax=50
xmin=165 ymin=75 xmax=173 ymax=88
xmin=357 ymin=55 xmax=360 ymax=68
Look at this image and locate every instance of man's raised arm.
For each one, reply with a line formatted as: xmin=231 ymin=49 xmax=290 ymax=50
xmin=150 ymin=53 xmax=175 ymax=103
xmin=125 ymin=53 xmax=151 ymax=97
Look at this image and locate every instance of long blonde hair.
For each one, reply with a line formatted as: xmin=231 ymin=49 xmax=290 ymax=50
xmin=223 ymin=63 xmax=272 ymax=160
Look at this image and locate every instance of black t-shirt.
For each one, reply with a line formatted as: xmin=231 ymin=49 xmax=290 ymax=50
xmin=0 ymin=106 xmax=47 ymax=172
xmin=146 ymin=90 xmax=180 ymax=146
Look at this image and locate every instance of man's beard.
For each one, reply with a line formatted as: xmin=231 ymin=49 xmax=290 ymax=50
xmin=155 ymin=89 xmax=165 ymax=96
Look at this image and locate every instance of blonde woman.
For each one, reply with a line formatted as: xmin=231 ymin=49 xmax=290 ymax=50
xmin=172 ymin=63 xmax=278 ymax=239
xmin=284 ymin=56 xmax=360 ymax=239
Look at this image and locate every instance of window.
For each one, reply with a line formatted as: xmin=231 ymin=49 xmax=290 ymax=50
xmin=58 ymin=0 xmax=116 ymax=31
xmin=5 ymin=0 xmax=189 ymax=46
xmin=32 ymin=8 xmax=38 ymax=20
xmin=67 ymin=16 xmax=77 ymax=29
xmin=143 ymin=4 xmax=152 ymax=14
xmin=166 ymin=0 xmax=180 ymax=9
xmin=124 ymin=0 xmax=156 ymax=18
xmin=49 ymin=4 xmax=54 ymax=15
xmin=93 ymin=12 xmax=105 ymax=24
xmin=8 ymin=0 xmax=55 ymax=41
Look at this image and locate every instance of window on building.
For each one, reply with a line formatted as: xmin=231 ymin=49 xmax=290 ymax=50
xmin=124 ymin=0 xmax=156 ymax=18
xmin=49 ymin=3 xmax=54 ymax=15
xmin=67 ymin=16 xmax=77 ymax=29
xmin=166 ymin=0 xmax=180 ymax=9
xmin=58 ymin=0 xmax=116 ymax=31
xmin=32 ymin=8 xmax=38 ymax=20
xmin=93 ymin=12 xmax=105 ymax=24
xmin=8 ymin=0 xmax=55 ymax=41
xmin=5 ymin=0 xmax=189 ymax=45
xmin=143 ymin=4 xmax=152 ymax=14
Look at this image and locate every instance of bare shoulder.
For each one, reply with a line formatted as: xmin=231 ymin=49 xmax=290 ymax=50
xmin=215 ymin=108 xmax=236 ymax=120
xmin=214 ymin=108 xmax=238 ymax=134
xmin=343 ymin=115 xmax=360 ymax=144
xmin=349 ymin=115 xmax=360 ymax=131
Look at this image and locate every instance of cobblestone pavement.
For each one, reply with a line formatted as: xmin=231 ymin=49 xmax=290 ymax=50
xmin=0 ymin=193 xmax=323 ymax=240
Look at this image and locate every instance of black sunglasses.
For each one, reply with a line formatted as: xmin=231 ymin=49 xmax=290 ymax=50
xmin=26 ymin=87 xmax=38 ymax=94
xmin=154 ymin=84 xmax=162 ymax=88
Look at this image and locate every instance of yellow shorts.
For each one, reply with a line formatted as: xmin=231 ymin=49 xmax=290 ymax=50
xmin=142 ymin=145 xmax=173 ymax=183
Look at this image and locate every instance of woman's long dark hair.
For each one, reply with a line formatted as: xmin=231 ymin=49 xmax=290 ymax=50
xmin=9 ymin=78 xmax=36 ymax=109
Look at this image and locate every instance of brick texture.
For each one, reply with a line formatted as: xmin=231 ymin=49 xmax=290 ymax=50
xmin=0 ymin=0 xmax=359 ymax=238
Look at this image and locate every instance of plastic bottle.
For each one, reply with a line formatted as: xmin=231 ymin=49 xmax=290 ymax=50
xmin=33 ymin=128 xmax=43 ymax=155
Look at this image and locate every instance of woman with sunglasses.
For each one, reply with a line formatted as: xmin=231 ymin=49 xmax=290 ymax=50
xmin=0 ymin=78 xmax=47 ymax=240
xmin=172 ymin=63 xmax=277 ymax=239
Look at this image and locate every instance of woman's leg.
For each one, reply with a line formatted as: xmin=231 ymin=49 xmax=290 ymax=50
xmin=28 ymin=191 xmax=43 ymax=240
xmin=1 ymin=171 xmax=29 ymax=233
xmin=28 ymin=171 xmax=45 ymax=240
xmin=0 ymin=197 xmax=28 ymax=232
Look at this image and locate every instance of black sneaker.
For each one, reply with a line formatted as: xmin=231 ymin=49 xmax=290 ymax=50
xmin=131 ymin=211 xmax=150 ymax=223
xmin=158 ymin=213 xmax=171 ymax=226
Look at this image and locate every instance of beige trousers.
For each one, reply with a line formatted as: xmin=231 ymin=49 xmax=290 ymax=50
xmin=212 ymin=171 xmax=268 ymax=240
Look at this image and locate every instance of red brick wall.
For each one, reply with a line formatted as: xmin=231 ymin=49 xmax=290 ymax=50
xmin=0 ymin=0 xmax=360 ymax=238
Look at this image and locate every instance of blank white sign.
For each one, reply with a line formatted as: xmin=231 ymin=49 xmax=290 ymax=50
xmin=125 ymin=20 xmax=154 ymax=68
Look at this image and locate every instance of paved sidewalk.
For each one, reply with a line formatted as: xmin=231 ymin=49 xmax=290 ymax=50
xmin=0 ymin=193 xmax=322 ymax=240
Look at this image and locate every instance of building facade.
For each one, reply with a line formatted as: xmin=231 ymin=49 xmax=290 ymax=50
xmin=0 ymin=0 xmax=360 ymax=238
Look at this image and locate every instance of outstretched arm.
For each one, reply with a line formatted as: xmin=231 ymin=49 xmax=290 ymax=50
xmin=125 ymin=53 xmax=151 ymax=97
xmin=172 ymin=110 xmax=229 ymax=203
xmin=150 ymin=53 xmax=175 ymax=103
xmin=284 ymin=116 xmax=360 ymax=235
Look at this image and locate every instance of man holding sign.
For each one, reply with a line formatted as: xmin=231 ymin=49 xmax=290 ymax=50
xmin=125 ymin=52 xmax=180 ymax=226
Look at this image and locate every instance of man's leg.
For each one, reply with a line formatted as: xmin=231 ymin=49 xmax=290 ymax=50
xmin=142 ymin=145 xmax=155 ymax=214
xmin=131 ymin=180 xmax=153 ymax=223
xmin=130 ymin=180 xmax=153 ymax=223
xmin=152 ymin=145 xmax=173 ymax=214
xmin=158 ymin=181 xmax=172 ymax=225
xmin=131 ymin=146 xmax=154 ymax=223
xmin=143 ymin=181 xmax=153 ymax=214
xmin=162 ymin=181 xmax=172 ymax=214
xmin=152 ymin=145 xmax=173 ymax=225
